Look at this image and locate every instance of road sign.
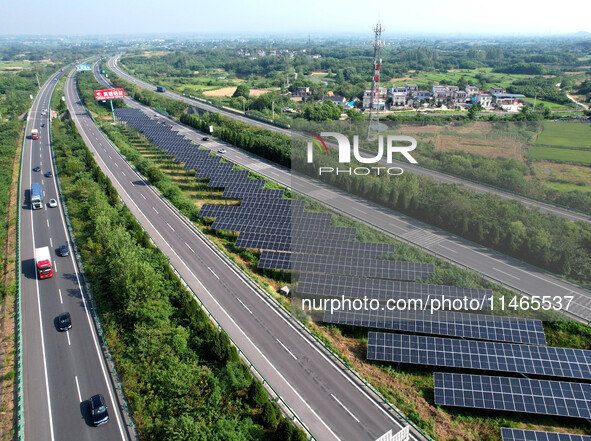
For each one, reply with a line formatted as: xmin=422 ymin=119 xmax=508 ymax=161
xmin=76 ymin=65 xmax=91 ymax=71
xmin=94 ymin=88 xmax=125 ymax=100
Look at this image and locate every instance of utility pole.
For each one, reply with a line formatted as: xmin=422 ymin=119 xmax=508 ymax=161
xmin=367 ymin=22 xmax=385 ymax=140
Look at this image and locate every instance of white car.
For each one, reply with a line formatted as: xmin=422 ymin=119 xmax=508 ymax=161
xmin=217 ymin=149 xmax=226 ymax=154
xmin=49 ymin=199 xmax=58 ymax=208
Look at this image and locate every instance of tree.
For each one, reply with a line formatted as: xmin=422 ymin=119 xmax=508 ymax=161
xmin=261 ymin=401 xmax=279 ymax=427
xmin=232 ymin=84 xmax=250 ymax=99
xmin=468 ymin=102 xmax=483 ymax=120
xmin=274 ymin=418 xmax=293 ymax=441
xmin=248 ymin=381 xmax=268 ymax=408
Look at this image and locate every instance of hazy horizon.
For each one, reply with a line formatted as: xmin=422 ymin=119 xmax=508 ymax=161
xmin=3 ymin=0 xmax=590 ymax=38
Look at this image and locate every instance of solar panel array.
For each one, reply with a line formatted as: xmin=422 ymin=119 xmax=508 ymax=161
xmin=434 ymin=372 xmax=591 ymax=418
xmin=260 ymin=251 xmax=433 ymax=280
xmin=299 ymin=273 xmax=488 ymax=303
xmin=367 ymin=333 xmax=591 ymax=379
xmin=323 ymin=308 xmax=545 ymax=345
xmin=501 ymin=429 xmax=591 ymax=441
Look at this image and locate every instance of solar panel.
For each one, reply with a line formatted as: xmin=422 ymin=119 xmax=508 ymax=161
xmin=212 ymin=215 xmax=332 ymax=232
xmin=322 ymin=308 xmax=546 ymax=345
xmin=434 ymin=372 xmax=591 ymax=418
xmin=367 ymin=333 xmax=591 ymax=379
xmin=501 ymin=429 xmax=591 ymax=441
xmin=260 ymin=251 xmax=433 ymax=280
xmin=236 ymin=229 xmax=355 ymax=246
xmin=299 ymin=273 xmax=489 ymax=303
xmin=223 ymin=188 xmax=285 ymax=199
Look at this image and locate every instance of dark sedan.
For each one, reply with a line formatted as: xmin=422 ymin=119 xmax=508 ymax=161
xmin=59 ymin=243 xmax=69 ymax=257
xmin=57 ymin=312 xmax=71 ymax=331
xmin=89 ymin=394 xmax=109 ymax=426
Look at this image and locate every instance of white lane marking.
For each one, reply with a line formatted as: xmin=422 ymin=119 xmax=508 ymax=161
xmin=166 ymin=222 xmax=174 ymax=231
xmin=276 ymin=339 xmax=297 ymax=360
xmin=46 ymin=219 xmax=49 ymax=227
xmin=331 ymin=393 xmax=360 ymax=423
xmin=437 ymin=244 xmax=458 ymax=254
xmin=208 ymin=267 xmax=220 ymax=279
xmin=53 ymin=261 xmax=57 ymax=272
xmin=75 ymin=376 xmax=82 ymax=402
xmin=121 ymin=171 xmax=126 ymax=176
xmin=152 ymin=207 xmax=159 ymax=214
xmin=140 ymin=193 xmax=146 ymax=199
xmin=388 ymin=222 xmax=406 ymax=231
xmin=49 ymin=238 xmax=53 ymax=247
xmin=66 ymin=332 xmax=71 ymax=346
xmin=350 ymin=206 xmax=365 ymax=214
xmin=114 ymin=163 xmax=119 ymax=167
xmin=236 ymin=298 xmax=253 ymax=315
xmin=58 ymin=289 xmax=63 ymax=304
xmin=184 ymin=242 xmax=195 ymax=253
xmin=108 ymin=155 xmax=112 ymax=159
xmin=42 ymin=179 xmax=44 ymax=185
xmin=493 ymin=267 xmax=521 ymax=280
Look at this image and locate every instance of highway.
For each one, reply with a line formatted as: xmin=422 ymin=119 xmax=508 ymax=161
xmin=20 ymin=67 xmax=133 ymax=440
xmin=93 ymin=62 xmax=591 ymax=324
xmin=68 ymin=65 xmax=419 ymax=441
xmin=108 ymin=54 xmax=591 ymax=224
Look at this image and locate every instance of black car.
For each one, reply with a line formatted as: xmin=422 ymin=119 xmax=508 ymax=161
xmin=57 ymin=312 xmax=72 ymax=331
xmin=33 ymin=166 xmax=41 ymax=172
xmin=41 ymin=123 xmax=45 ymax=128
xmin=201 ymin=136 xmax=209 ymax=141
xmin=89 ymin=394 xmax=109 ymax=426
xmin=45 ymin=171 xmax=52 ymax=178
xmin=59 ymin=243 xmax=69 ymax=257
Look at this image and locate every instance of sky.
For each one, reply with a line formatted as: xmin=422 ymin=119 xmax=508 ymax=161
xmin=2 ymin=0 xmax=591 ymax=37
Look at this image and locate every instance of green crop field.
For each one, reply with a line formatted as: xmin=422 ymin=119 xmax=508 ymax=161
xmin=526 ymin=146 xmax=591 ymax=165
xmin=535 ymin=121 xmax=591 ymax=149
xmin=522 ymin=97 xmax=572 ymax=110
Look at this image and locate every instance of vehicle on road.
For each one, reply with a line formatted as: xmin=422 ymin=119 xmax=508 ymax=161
xmin=41 ymin=123 xmax=45 ymax=128
xmin=32 ymin=166 xmax=40 ymax=172
xmin=31 ymin=182 xmax=43 ymax=209
xmin=45 ymin=171 xmax=52 ymax=178
xmin=35 ymin=247 xmax=53 ymax=279
xmin=201 ymin=136 xmax=209 ymax=141
xmin=31 ymin=129 xmax=39 ymax=140
xmin=217 ymin=149 xmax=226 ymax=154
xmin=89 ymin=394 xmax=109 ymax=426
xmin=57 ymin=312 xmax=72 ymax=331
xmin=59 ymin=243 xmax=69 ymax=257
xmin=156 ymin=85 xmax=166 ymax=93
xmin=48 ymin=199 xmax=57 ymax=208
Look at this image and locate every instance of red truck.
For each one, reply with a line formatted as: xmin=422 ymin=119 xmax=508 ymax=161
xmin=35 ymin=246 xmax=53 ymax=279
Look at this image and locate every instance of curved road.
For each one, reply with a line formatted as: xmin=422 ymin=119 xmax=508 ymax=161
xmin=69 ymin=64 xmax=420 ymax=441
xmin=108 ymin=54 xmax=591 ymax=224
xmin=21 ymin=66 xmax=133 ymax=441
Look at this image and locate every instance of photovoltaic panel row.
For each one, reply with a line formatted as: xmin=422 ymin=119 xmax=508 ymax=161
xmin=223 ymin=188 xmax=285 ymax=199
xmin=209 ymin=176 xmax=261 ymax=187
xmin=199 ymin=200 xmax=306 ymax=218
xmin=501 ymin=429 xmax=591 ymax=441
xmin=322 ymin=308 xmax=546 ymax=345
xmin=434 ymin=372 xmax=591 ymax=418
xmin=208 ymin=211 xmax=332 ymax=224
xmin=260 ymin=251 xmax=433 ymax=280
xmin=367 ymin=333 xmax=591 ymax=379
xmin=236 ymin=232 xmax=350 ymax=251
xmin=211 ymin=215 xmax=332 ymax=232
xmin=238 ymin=228 xmax=355 ymax=244
xmin=298 ymin=273 xmax=490 ymax=303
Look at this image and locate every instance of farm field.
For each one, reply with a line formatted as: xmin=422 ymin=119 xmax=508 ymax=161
xmin=522 ymin=97 xmax=572 ymax=110
xmin=532 ymin=161 xmax=591 ymax=187
xmin=534 ymin=121 xmax=591 ymax=148
xmin=526 ymin=146 xmax=591 ymax=165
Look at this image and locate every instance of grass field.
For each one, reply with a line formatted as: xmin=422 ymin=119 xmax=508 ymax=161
xmin=532 ymin=161 xmax=591 ymax=186
xmin=544 ymin=181 xmax=591 ymax=192
xmin=526 ymin=146 xmax=591 ymax=164
xmin=0 ymin=61 xmax=32 ymax=71
xmin=522 ymin=97 xmax=572 ymax=110
xmin=535 ymin=121 xmax=591 ymax=148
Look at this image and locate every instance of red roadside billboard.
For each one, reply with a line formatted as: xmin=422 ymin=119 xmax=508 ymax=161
xmin=94 ymin=88 xmax=125 ymax=100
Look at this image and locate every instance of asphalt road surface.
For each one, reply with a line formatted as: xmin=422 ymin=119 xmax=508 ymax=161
xmin=20 ymin=66 xmax=133 ymax=441
xmin=95 ymin=62 xmax=591 ymax=324
xmin=69 ymin=64 xmax=420 ymax=441
xmin=108 ymin=54 xmax=591 ymax=224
